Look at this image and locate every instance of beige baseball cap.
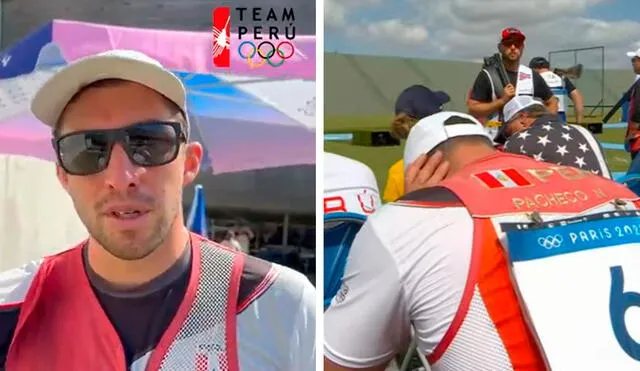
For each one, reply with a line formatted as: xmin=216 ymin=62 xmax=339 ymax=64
xmin=31 ymin=49 xmax=187 ymax=128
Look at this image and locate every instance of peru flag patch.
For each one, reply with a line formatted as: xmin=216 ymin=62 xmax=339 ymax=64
xmin=474 ymin=168 xmax=531 ymax=189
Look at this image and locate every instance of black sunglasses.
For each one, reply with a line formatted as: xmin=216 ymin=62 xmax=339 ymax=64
xmin=52 ymin=121 xmax=187 ymax=176
xmin=501 ymin=39 xmax=523 ymax=48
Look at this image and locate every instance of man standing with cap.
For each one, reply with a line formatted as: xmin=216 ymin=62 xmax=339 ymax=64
xmin=467 ymin=27 xmax=555 ymax=138
xmin=383 ymin=84 xmax=451 ymax=202
xmin=324 ymin=111 xmax=640 ymax=370
xmin=529 ymin=56 xmax=584 ymax=123
xmin=0 ymin=50 xmax=315 ymax=371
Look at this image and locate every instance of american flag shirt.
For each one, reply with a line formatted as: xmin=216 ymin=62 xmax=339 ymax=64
xmin=503 ymin=117 xmax=611 ymax=179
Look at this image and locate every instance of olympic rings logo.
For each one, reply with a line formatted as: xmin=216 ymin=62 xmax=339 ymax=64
xmin=237 ymin=41 xmax=295 ymax=68
xmin=537 ymin=234 xmax=563 ymax=249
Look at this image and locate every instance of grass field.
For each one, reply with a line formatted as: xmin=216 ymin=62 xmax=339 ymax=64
xmin=325 ymin=115 xmax=630 ymax=190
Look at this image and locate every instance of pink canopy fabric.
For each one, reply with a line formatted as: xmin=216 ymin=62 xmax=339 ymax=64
xmin=0 ymin=19 xmax=316 ymax=174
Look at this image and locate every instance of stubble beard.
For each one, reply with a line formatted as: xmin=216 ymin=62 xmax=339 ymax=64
xmin=83 ymin=205 xmax=178 ymax=261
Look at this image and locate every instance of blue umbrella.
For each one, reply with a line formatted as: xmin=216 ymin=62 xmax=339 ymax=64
xmin=186 ymin=184 xmax=208 ymax=237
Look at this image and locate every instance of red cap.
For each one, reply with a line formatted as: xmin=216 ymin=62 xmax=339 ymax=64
xmin=500 ymin=27 xmax=525 ymax=42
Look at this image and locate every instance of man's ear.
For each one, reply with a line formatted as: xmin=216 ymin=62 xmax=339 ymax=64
xmin=56 ymin=163 xmax=70 ymax=193
xmin=183 ymin=142 xmax=203 ymax=186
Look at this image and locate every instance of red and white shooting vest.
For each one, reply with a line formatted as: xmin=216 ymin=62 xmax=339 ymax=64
xmin=6 ymin=233 xmax=243 ymax=371
xmin=400 ymin=153 xmax=640 ymax=370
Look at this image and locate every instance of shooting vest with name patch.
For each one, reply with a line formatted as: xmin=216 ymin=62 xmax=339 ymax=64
xmin=482 ymin=65 xmax=534 ymax=139
xmin=6 ymin=233 xmax=242 ymax=371
xmin=540 ymin=70 xmax=567 ymax=113
xmin=399 ymin=152 xmax=640 ymax=370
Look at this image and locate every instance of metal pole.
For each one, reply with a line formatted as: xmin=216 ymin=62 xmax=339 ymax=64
xmin=0 ymin=0 xmax=4 ymax=48
xmin=574 ymin=50 xmax=578 ymax=115
xmin=282 ymin=214 xmax=289 ymax=248
xmin=255 ymin=229 xmax=260 ymax=251
xmin=601 ymin=46 xmax=605 ymax=118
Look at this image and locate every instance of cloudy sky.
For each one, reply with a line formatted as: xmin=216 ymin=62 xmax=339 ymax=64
xmin=324 ymin=0 xmax=640 ymax=69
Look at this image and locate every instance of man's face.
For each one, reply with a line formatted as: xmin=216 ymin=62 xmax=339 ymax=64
xmin=56 ymin=81 xmax=202 ymax=261
xmin=632 ymin=57 xmax=640 ymax=74
xmin=500 ymin=37 xmax=524 ymax=62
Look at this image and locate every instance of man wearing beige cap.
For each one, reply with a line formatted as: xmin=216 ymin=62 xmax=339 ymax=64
xmin=324 ymin=111 xmax=640 ymax=371
xmin=0 ymin=50 xmax=315 ymax=370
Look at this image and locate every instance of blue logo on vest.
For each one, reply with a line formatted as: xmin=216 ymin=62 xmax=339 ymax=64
xmin=609 ymin=265 xmax=640 ymax=361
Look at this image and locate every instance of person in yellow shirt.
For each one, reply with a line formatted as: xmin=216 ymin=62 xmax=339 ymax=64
xmin=383 ymin=85 xmax=451 ymax=202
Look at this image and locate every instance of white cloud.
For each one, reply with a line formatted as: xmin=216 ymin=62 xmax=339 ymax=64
xmin=324 ymin=0 xmax=347 ymax=28
xmin=347 ymin=19 xmax=428 ymax=44
xmin=326 ymin=0 xmax=639 ymax=68
xmin=325 ymin=0 xmax=384 ymax=27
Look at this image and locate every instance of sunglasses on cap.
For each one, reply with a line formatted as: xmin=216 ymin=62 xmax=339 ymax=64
xmin=52 ymin=121 xmax=187 ymax=176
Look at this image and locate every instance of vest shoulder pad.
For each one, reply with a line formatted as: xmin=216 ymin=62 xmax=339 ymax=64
xmin=237 ymin=254 xmax=277 ymax=313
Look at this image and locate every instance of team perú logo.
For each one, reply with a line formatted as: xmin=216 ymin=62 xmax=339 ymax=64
xmin=357 ymin=190 xmax=377 ymax=214
xmin=212 ymin=6 xmax=297 ymax=68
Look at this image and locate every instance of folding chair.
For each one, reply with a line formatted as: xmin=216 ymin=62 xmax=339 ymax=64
xmin=398 ymin=327 xmax=431 ymax=371
xmin=325 ymin=212 xmax=431 ymax=371
xmin=617 ymin=153 xmax=640 ymax=196
xmin=323 ymin=212 xmax=366 ymax=311
xmin=618 ymin=173 xmax=640 ymax=196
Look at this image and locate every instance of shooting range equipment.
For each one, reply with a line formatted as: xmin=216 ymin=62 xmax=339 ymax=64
xmin=589 ymin=81 xmax=636 ymax=135
xmin=548 ymin=47 xmax=605 ymax=132
xmin=483 ymin=53 xmax=510 ymax=88
xmin=553 ymin=64 xmax=583 ymax=79
xmin=601 ymin=83 xmax=635 ymax=125
xmin=352 ymin=130 xmax=400 ymax=147
xmin=482 ymin=53 xmax=511 ymax=124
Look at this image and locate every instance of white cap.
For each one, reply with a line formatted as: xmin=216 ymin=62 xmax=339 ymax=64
xmin=503 ymin=95 xmax=545 ymax=123
xmin=324 ymin=152 xmax=380 ymax=216
xmin=627 ymin=48 xmax=640 ymax=58
xmin=403 ymin=111 xmax=491 ymax=170
xmin=31 ymin=49 xmax=187 ymax=128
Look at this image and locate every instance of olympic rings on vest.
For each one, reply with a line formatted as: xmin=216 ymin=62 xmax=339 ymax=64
xmin=237 ymin=41 xmax=295 ymax=68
